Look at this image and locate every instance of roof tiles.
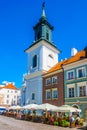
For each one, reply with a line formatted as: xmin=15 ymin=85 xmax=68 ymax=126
xmin=4 ymin=84 xmax=18 ymax=90
xmin=47 ymin=50 xmax=86 ymax=74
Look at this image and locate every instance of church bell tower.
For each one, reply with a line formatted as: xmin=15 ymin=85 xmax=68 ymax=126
xmin=21 ymin=3 xmax=60 ymax=105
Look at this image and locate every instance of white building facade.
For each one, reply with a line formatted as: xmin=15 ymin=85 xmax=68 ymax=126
xmin=0 ymin=83 xmax=20 ymax=106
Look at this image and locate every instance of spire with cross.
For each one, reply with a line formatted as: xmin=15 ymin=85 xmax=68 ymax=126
xmin=42 ymin=2 xmax=46 ymax=17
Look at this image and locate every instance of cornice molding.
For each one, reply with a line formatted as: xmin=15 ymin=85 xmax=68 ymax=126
xmin=43 ymin=69 xmax=63 ymax=77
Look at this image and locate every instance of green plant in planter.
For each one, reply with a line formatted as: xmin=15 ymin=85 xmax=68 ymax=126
xmin=47 ymin=121 xmax=50 ymax=124
xmin=61 ymin=120 xmax=70 ymax=127
xmin=54 ymin=121 xmax=59 ymax=126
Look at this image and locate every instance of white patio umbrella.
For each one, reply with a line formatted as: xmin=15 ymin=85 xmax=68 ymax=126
xmin=73 ymin=107 xmax=81 ymax=112
xmin=14 ymin=105 xmax=22 ymax=110
xmin=9 ymin=105 xmax=22 ymax=110
xmin=38 ymin=103 xmax=59 ymax=111
xmin=22 ymin=104 xmax=39 ymax=110
xmin=9 ymin=105 xmax=16 ymax=110
xmin=54 ymin=105 xmax=81 ymax=113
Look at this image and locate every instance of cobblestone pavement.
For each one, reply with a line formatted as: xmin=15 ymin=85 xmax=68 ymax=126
xmin=0 ymin=115 xmax=82 ymax=130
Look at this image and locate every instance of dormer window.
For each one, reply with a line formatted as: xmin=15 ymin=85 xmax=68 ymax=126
xmin=32 ymin=55 xmax=37 ymax=68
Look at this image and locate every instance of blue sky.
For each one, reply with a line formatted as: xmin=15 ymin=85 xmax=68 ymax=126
xmin=0 ymin=0 xmax=87 ymax=88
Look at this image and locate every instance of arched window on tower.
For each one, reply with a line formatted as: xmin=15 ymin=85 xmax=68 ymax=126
xmin=32 ymin=55 xmax=37 ymax=68
xmin=46 ymin=32 xmax=49 ymax=40
xmin=37 ymin=32 xmax=41 ymax=40
xmin=32 ymin=93 xmax=35 ymax=100
xmin=46 ymin=29 xmax=49 ymax=41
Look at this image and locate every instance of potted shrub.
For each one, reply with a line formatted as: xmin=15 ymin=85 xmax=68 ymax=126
xmin=61 ymin=120 xmax=70 ymax=127
xmin=53 ymin=121 xmax=59 ymax=126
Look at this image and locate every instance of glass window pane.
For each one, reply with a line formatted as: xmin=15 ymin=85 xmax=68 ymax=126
xmin=77 ymin=67 xmax=86 ymax=78
xmin=46 ymin=90 xmax=51 ymax=99
xmin=79 ymin=86 xmax=86 ymax=97
xmin=67 ymin=71 xmax=74 ymax=80
xmin=52 ymin=89 xmax=58 ymax=99
xmin=68 ymin=88 xmax=74 ymax=97
xmin=52 ymin=76 xmax=57 ymax=84
xmin=46 ymin=78 xmax=51 ymax=85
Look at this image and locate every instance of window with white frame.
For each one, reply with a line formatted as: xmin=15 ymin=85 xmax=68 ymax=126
xmin=77 ymin=67 xmax=86 ymax=78
xmin=52 ymin=88 xmax=58 ymax=99
xmin=79 ymin=86 xmax=86 ymax=97
xmin=68 ymin=87 xmax=74 ymax=97
xmin=46 ymin=78 xmax=51 ymax=85
xmin=46 ymin=89 xmax=51 ymax=100
xmin=67 ymin=70 xmax=74 ymax=80
xmin=52 ymin=76 xmax=57 ymax=84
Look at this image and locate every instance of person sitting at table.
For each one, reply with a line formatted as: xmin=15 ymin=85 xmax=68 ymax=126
xmin=69 ymin=114 xmax=75 ymax=128
xmin=75 ymin=114 xmax=80 ymax=126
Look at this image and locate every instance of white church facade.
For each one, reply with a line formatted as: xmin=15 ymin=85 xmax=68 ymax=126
xmin=21 ymin=3 xmax=60 ymax=106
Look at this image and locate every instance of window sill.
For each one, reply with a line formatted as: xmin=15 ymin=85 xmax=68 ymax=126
xmin=76 ymin=76 xmax=86 ymax=79
xmin=45 ymin=84 xmax=51 ymax=86
xmin=52 ymin=98 xmax=58 ymax=100
xmin=45 ymin=99 xmax=51 ymax=100
xmin=52 ymin=83 xmax=57 ymax=85
xmin=67 ymin=79 xmax=75 ymax=81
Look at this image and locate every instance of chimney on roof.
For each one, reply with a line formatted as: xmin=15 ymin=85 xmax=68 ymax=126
xmin=71 ymin=48 xmax=78 ymax=56
xmin=65 ymin=58 xmax=67 ymax=60
xmin=84 ymin=46 xmax=87 ymax=57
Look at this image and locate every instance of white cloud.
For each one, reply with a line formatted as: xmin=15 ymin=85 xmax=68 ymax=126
xmin=2 ymin=81 xmax=15 ymax=85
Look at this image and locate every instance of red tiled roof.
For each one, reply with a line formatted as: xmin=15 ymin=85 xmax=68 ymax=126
xmin=63 ymin=50 xmax=86 ymax=65
xmin=47 ymin=60 xmax=65 ymax=73
xmin=46 ymin=50 xmax=86 ymax=74
xmin=4 ymin=84 xmax=18 ymax=90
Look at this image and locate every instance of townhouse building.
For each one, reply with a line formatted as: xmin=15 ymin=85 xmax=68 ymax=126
xmin=43 ymin=61 xmax=65 ymax=106
xmin=63 ymin=47 xmax=87 ymax=118
xmin=0 ymin=83 xmax=20 ymax=107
